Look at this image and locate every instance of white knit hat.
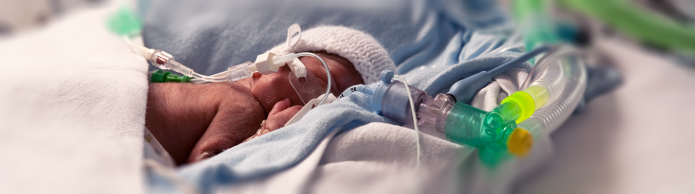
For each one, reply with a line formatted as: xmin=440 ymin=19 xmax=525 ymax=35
xmin=266 ymin=25 xmax=396 ymax=84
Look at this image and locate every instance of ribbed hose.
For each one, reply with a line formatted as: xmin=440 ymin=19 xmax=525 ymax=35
xmin=532 ymin=62 xmax=565 ymax=103
xmin=518 ymin=46 xmax=586 ymax=136
xmin=521 ymin=46 xmax=574 ymax=102
xmin=522 ymin=50 xmax=567 ymax=109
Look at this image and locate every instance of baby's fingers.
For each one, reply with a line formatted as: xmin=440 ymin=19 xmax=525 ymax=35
xmin=242 ymin=105 xmax=302 ymax=144
xmin=265 ymin=105 xmax=303 ymax=131
xmin=268 ymin=98 xmax=291 ymax=116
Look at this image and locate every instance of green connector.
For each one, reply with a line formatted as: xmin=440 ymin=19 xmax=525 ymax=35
xmin=478 ymin=142 xmax=512 ymax=167
xmin=496 ymin=91 xmax=535 ymax=124
xmin=444 ymin=102 xmax=508 ymax=148
xmin=493 ymin=85 xmax=550 ymax=124
xmin=443 ymin=102 xmax=533 ymax=163
xmin=107 ymin=6 xmax=143 ymax=37
xmin=512 ymin=0 xmax=559 ymax=59
xmin=150 ymin=70 xmax=192 ymax=83
xmin=557 ymin=0 xmax=695 ymax=54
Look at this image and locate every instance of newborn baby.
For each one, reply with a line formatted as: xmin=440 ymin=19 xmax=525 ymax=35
xmin=145 ymin=26 xmax=396 ymax=165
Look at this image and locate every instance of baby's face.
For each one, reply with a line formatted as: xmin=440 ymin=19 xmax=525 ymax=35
xmin=250 ymin=51 xmax=364 ymax=115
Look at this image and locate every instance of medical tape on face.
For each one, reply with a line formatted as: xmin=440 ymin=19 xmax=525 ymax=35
xmin=287 ymin=58 xmax=307 ymax=78
xmin=289 ymin=70 xmax=327 ymax=104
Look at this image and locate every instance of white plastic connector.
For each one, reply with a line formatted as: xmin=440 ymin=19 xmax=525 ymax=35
xmin=255 ymin=52 xmax=309 ymax=78
xmin=255 ymin=52 xmax=281 ymax=74
xmin=272 ymin=53 xmax=297 ymax=65
xmin=226 ymin=61 xmax=255 ymax=82
xmin=271 ymin=53 xmax=308 ymax=78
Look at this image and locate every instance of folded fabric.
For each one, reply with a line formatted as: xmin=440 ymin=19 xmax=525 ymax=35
xmin=0 ymin=2 xmax=149 ymax=193
xmin=146 ymin=48 xmax=534 ymax=193
xmin=140 ymin=0 xmax=508 ymax=75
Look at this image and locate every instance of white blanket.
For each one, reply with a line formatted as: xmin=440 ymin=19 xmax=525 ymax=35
xmin=0 ymin=2 xmax=148 ymax=193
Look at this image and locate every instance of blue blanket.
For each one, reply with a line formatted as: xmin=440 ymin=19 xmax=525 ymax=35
xmin=140 ymin=0 xmax=507 ymax=75
xmin=140 ymin=0 xmax=618 ymax=193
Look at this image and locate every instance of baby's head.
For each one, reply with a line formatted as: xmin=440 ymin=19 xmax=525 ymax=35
xmin=250 ymin=26 xmax=397 ymax=114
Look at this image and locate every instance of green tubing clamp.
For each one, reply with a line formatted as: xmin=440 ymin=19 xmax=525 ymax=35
xmin=107 ymin=6 xmax=143 ymax=38
xmin=557 ymin=0 xmax=695 ymax=54
xmin=150 ymin=70 xmax=192 ymax=83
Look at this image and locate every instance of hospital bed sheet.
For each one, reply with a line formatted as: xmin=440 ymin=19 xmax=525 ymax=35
xmin=219 ymin=122 xmax=469 ymax=194
xmin=0 ymin=1 xmax=149 ymax=193
xmin=140 ymin=0 xmax=507 ymax=75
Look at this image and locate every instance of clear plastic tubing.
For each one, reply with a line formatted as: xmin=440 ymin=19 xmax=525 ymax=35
xmin=126 ymin=39 xmax=316 ymax=84
xmin=350 ymin=71 xmax=534 ymax=157
xmin=492 ymin=46 xmax=570 ymax=124
xmin=520 ymin=46 xmax=576 ymax=100
xmin=526 ymin=59 xmax=566 ymax=106
xmin=517 ymin=46 xmax=587 ymax=137
xmin=223 ymin=53 xmax=300 ymax=82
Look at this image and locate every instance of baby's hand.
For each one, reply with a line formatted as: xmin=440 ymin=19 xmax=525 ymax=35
xmin=243 ymin=98 xmax=303 ymax=142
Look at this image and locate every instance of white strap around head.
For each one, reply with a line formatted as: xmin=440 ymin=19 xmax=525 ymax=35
xmin=255 ymin=24 xmax=308 ymax=77
xmin=286 ymin=23 xmax=302 ymax=51
xmin=285 ymin=24 xmax=307 ymax=78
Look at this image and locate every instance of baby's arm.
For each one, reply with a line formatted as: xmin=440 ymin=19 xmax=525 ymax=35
xmin=146 ymin=82 xmax=265 ymax=165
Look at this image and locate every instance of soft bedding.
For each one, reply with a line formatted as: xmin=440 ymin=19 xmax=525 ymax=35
xmin=140 ymin=0 xmax=621 ymax=193
xmin=218 ymin=69 xmax=556 ymax=194
xmin=140 ymin=0 xmax=507 ymax=75
xmin=165 ymin=64 xmax=559 ymax=194
xmin=0 ymin=0 xmax=623 ymax=193
xmin=0 ymin=1 xmax=148 ymax=193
